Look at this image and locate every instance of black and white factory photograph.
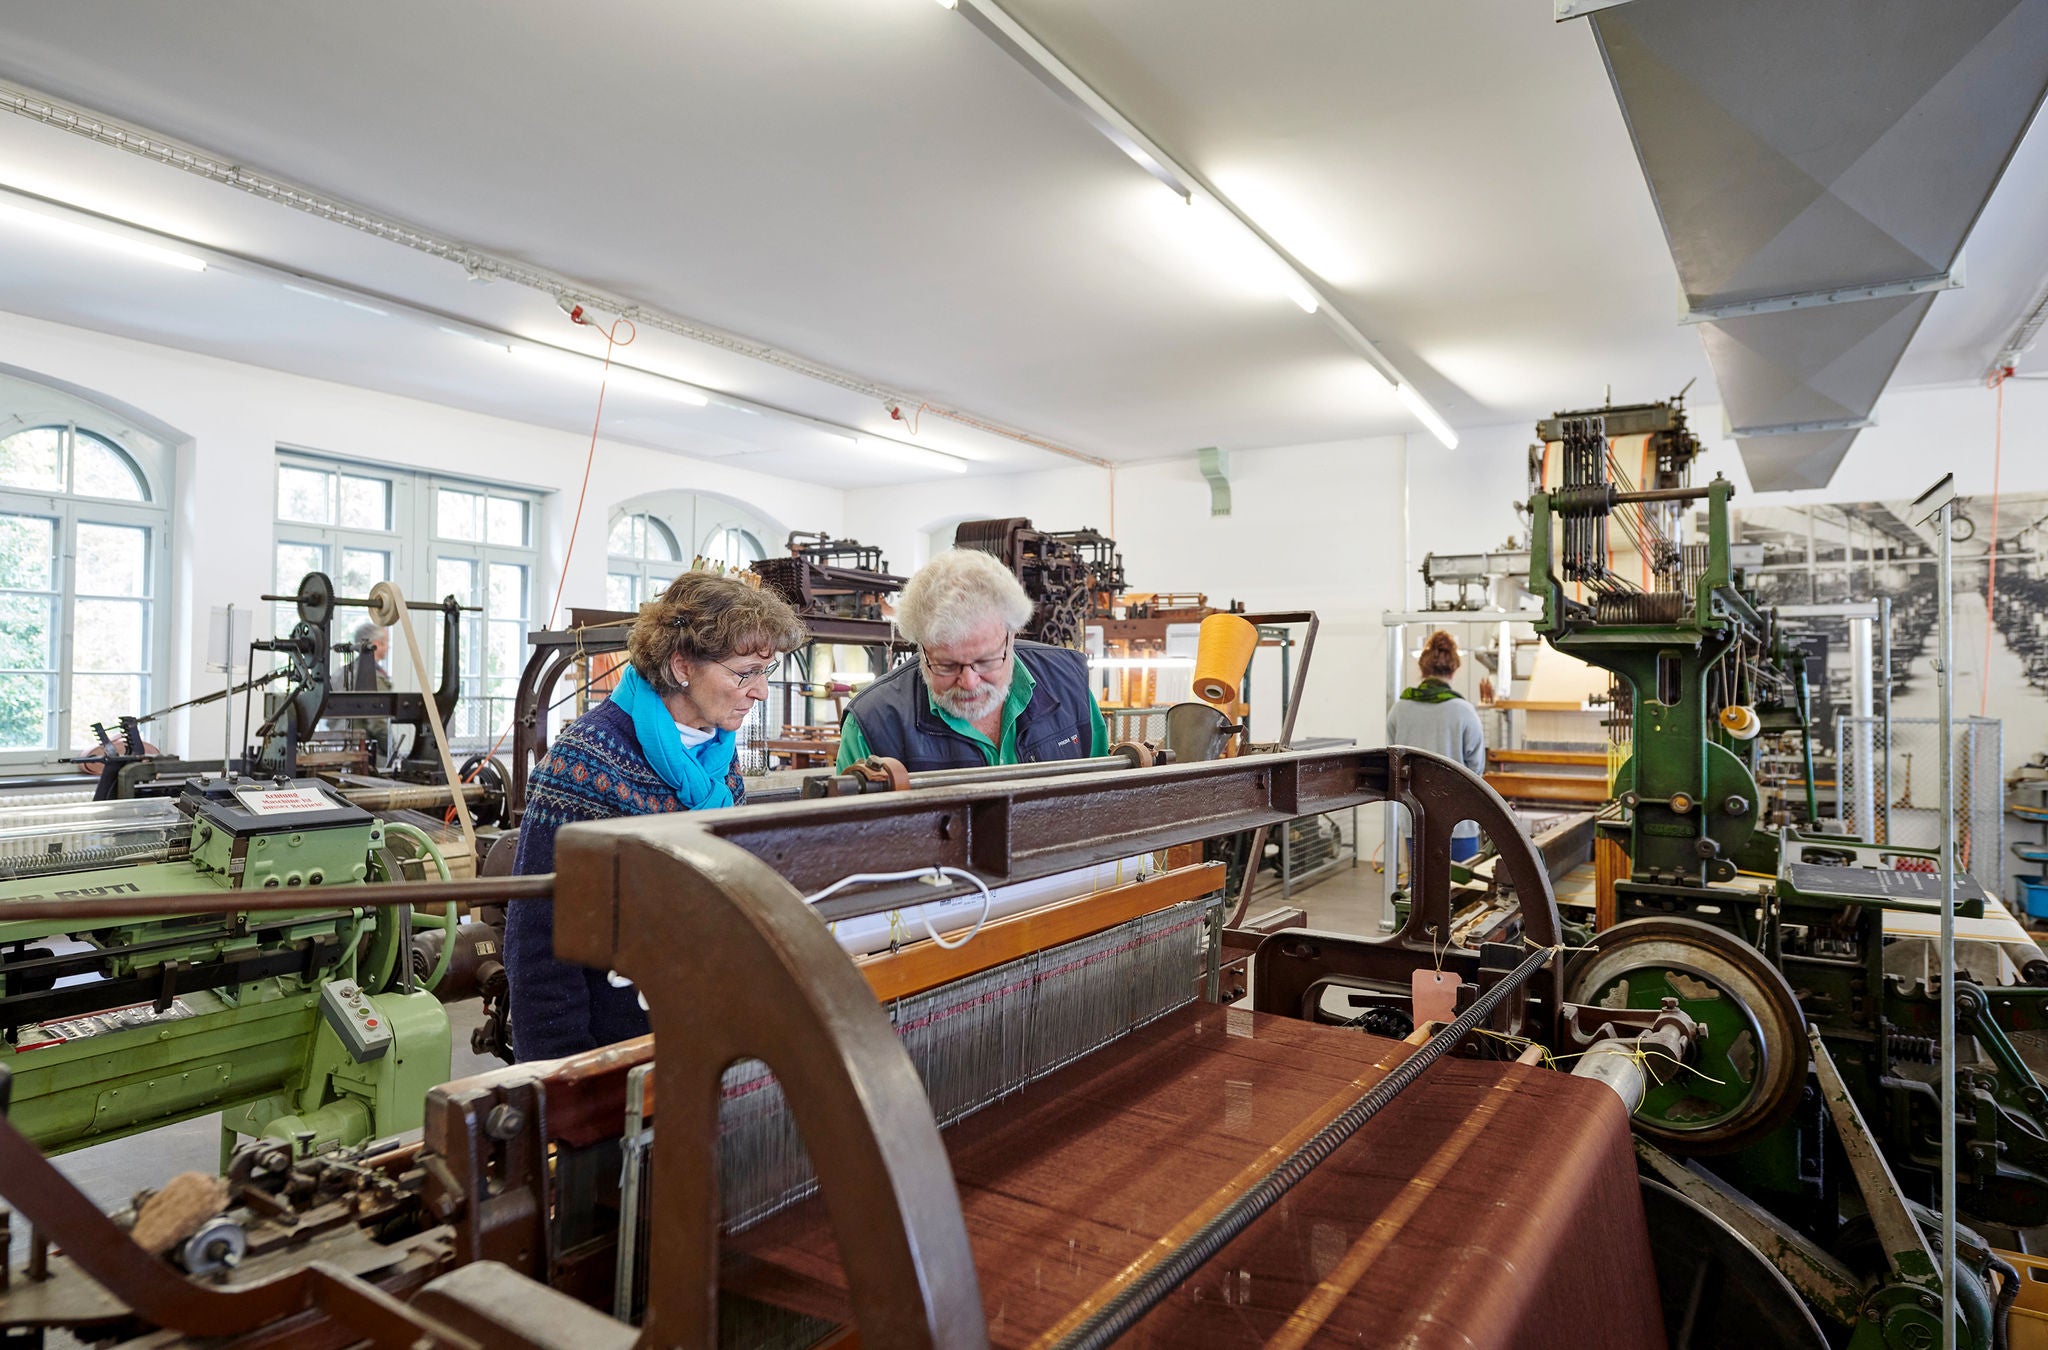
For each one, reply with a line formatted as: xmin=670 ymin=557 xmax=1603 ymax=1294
xmin=0 ymin=3 xmax=2046 ymax=1347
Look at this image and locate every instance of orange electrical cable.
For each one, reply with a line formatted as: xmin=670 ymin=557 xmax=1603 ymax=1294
xmin=1982 ymin=369 xmax=2008 ymax=717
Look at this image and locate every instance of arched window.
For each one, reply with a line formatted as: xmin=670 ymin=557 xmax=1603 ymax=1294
xmin=701 ymin=524 xmax=765 ymax=571
xmin=606 ymin=511 xmax=683 ymax=610
xmin=0 ymin=422 xmax=168 ymax=758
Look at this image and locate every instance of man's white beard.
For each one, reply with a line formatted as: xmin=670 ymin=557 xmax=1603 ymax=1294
xmin=935 ymin=679 xmax=1008 ymax=722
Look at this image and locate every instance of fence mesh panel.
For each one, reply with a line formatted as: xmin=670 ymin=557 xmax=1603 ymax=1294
xmin=1837 ymin=715 xmax=2003 ymax=899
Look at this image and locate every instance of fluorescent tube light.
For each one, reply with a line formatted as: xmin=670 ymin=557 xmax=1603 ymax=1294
xmin=1089 ymin=656 xmax=1196 ymax=669
xmin=1396 ymin=381 xmax=1459 ymax=450
xmin=0 ymin=201 xmax=206 ymax=272
xmin=281 ymin=282 xmax=388 ymax=316
xmin=505 ymin=343 xmax=710 ymax=406
xmin=935 ymin=0 xmax=959 ymax=7
xmin=858 ymin=436 xmax=969 ymax=474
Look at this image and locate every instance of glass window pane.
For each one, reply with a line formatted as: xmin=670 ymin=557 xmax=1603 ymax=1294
xmin=435 ymin=556 xmax=478 ymax=604
xmin=275 ymin=542 xmax=328 ymax=589
xmin=0 ymin=428 xmax=65 ymax=492
xmin=75 ymin=598 xmax=147 ymax=672
xmin=488 ymin=562 xmax=527 ymax=617
xmin=339 ymin=475 xmax=391 ymax=530
xmin=647 ymin=517 xmax=681 ymax=561
xmin=339 ymin=548 xmax=390 ymax=598
xmin=487 ymin=620 xmax=523 ymax=681
xmin=608 ymin=516 xmax=638 ymax=557
xmin=461 ymin=616 xmax=483 ymax=676
xmin=437 ymin=488 xmax=482 ymax=541
xmin=0 ymin=513 xmax=56 ymax=590
xmin=71 ymin=435 xmax=147 ymax=501
xmin=0 ymin=671 xmax=52 ymax=749
xmin=486 ymin=496 xmax=528 ymax=547
xmin=275 ymin=541 xmax=327 ymax=636
xmin=277 ymin=465 xmax=334 ymax=524
xmin=0 ymin=593 xmax=53 ymax=672
xmin=606 ymin=573 xmax=637 ymax=610
xmin=703 ymin=526 xmax=764 ymax=569
xmin=75 ymin=523 xmax=148 ymax=597
xmin=68 ymin=673 xmax=142 ymax=750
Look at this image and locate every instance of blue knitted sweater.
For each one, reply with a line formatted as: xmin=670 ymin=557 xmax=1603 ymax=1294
xmin=507 ymin=698 xmax=745 ymax=1061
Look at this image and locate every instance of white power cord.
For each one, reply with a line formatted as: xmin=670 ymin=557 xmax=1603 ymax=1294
xmin=805 ymin=867 xmax=996 ymax=951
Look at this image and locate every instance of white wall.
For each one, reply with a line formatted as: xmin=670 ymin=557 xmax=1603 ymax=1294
xmin=846 ymin=436 xmax=1412 ymax=755
xmin=0 ymin=311 xmax=842 ymax=758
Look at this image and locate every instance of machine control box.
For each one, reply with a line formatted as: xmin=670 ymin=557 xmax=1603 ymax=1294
xmin=319 ymin=978 xmax=391 ymax=1062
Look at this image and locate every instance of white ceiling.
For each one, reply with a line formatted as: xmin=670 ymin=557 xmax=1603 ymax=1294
xmin=0 ymin=0 xmax=2038 ymax=484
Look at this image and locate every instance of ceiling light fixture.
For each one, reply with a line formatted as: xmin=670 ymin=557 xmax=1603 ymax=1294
xmin=504 ymin=343 xmax=711 ymax=406
xmin=1396 ymin=382 xmax=1460 ymax=451
xmin=859 ymin=435 xmax=970 ymax=474
xmin=0 ymin=199 xmax=206 ymax=272
xmin=281 ymin=281 xmax=389 ymax=317
xmin=942 ymin=0 xmax=1462 ymax=449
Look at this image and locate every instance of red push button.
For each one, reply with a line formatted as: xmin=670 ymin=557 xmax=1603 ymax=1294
xmin=365 ymin=1019 xmax=379 ymax=1028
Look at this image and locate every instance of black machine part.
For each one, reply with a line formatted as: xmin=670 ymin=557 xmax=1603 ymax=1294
xmin=249 ymin=571 xmax=471 ymax=776
xmin=1637 ymin=1177 xmax=1829 ymax=1350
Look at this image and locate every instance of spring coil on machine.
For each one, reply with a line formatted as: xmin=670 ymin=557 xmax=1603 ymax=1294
xmin=1882 ymin=1023 xmax=1939 ymax=1064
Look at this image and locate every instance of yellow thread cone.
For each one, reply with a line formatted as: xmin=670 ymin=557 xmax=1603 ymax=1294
xmin=1193 ymin=613 xmax=1259 ymax=706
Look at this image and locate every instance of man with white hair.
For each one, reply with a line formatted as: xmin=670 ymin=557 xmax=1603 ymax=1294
xmin=836 ymin=548 xmax=1107 ymax=770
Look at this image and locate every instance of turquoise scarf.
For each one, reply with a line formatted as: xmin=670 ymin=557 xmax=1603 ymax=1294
xmin=610 ymin=665 xmax=736 ymax=810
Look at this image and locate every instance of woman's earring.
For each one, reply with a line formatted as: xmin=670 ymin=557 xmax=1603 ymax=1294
xmin=680 ymin=679 xmax=690 ymax=688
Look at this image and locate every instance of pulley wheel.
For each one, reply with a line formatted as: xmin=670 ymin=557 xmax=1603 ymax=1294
xmin=1565 ymin=917 xmax=1807 ymax=1154
xmin=1638 ymin=1179 xmax=1828 ymax=1349
xmin=296 ymin=570 xmax=335 ymax=625
xmin=458 ymin=754 xmax=509 ymax=828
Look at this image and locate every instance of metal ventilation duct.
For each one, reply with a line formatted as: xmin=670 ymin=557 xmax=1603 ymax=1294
xmin=1582 ymin=0 xmax=2048 ymax=491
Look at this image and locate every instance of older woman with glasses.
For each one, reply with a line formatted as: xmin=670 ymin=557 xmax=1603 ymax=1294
xmin=506 ymin=570 xmax=806 ymax=1061
xmin=836 ymin=547 xmax=1107 ymax=771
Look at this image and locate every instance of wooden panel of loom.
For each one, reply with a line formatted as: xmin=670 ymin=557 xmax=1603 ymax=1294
xmin=724 ymin=1005 xmax=1664 ymax=1349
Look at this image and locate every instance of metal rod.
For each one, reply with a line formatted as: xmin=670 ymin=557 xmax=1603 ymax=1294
xmin=1047 ymin=943 xmax=1559 ymax=1350
xmin=1881 ymin=593 xmax=1894 ymax=846
xmin=0 ymin=875 xmax=552 ymax=923
xmin=1936 ymin=500 xmax=1957 ymax=1350
xmin=222 ymin=603 xmax=235 ymax=771
xmin=1612 ymin=485 xmax=1711 ymax=505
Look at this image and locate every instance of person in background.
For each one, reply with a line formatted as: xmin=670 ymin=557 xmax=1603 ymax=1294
xmin=506 ymin=572 xmax=807 ymax=1061
xmin=1386 ymin=629 xmax=1488 ymax=864
xmin=836 ymin=548 xmax=1108 ymax=771
xmin=349 ymin=622 xmax=391 ymax=691
xmin=336 ymin=621 xmax=394 ymax=763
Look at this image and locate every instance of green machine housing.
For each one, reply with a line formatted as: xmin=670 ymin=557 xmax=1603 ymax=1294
xmin=1528 ymin=403 xmax=2048 ymax=1240
xmin=0 ymin=778 xmax=451 ymax=1161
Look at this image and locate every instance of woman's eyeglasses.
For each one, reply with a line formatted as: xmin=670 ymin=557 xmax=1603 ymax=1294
xmin=711 ymin=657 xmax=782 ymax=689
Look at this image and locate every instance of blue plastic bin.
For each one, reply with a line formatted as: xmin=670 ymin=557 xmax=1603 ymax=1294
xmin=2021 ymin=875 xmax=2048 ymax=921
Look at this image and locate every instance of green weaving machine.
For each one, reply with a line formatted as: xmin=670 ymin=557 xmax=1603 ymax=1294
xmin=0 ymin=777 xmax=453 ymax=1162
xmin=1528 ymin=400 xmax=2048 ymax=1251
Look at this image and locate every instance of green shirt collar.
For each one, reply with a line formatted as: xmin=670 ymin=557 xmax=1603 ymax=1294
xmin=926 ymin=656 xmax=1034 ymax=760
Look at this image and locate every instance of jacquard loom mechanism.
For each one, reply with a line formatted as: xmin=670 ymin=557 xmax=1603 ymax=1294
xmin=1528 ymin=398 xmax=2048 ymax=1250
xmin=0 ymin=776 xmax=455 ymax=1164
xmin=0 ymin=745 xmax=2015 ymax=1348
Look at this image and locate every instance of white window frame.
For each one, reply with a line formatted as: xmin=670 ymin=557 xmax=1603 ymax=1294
xmin=606 ymin=510 xmax=684 ymax=611
xmin=0 ymin=421 xmax=172 ymax=768
xmin=273 ymin=450 xmax=543 ymax=754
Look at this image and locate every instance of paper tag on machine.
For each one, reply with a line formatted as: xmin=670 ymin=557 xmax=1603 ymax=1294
xmin=232 ymin=785 xmax=333 ymax=816
xmin=1411 ymin=968 xmax=1459 ymax=1028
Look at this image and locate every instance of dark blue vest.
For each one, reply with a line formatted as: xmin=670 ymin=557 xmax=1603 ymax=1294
xmin=845 ymin=640 xmax=1094 ymax=771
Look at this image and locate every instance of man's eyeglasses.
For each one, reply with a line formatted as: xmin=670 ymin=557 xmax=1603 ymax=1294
xmin=923 ymin=638 xmax=1012 ymax=681
xmin=711 ymin=656 xmax=782 ymax=689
